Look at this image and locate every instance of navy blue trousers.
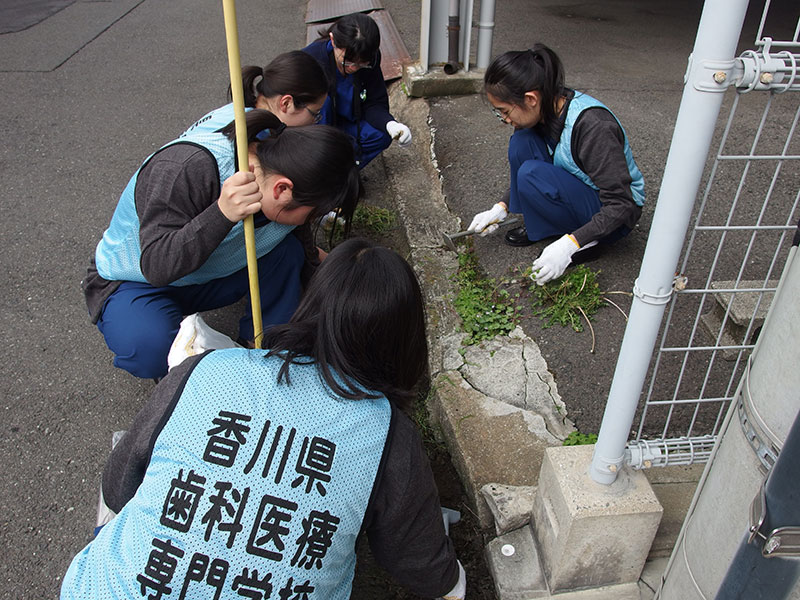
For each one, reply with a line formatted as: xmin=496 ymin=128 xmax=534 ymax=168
xmin=508 ymin=128 xmax=602 ymax=242
xmin=97 ymin=234 xmax=303 ymax=379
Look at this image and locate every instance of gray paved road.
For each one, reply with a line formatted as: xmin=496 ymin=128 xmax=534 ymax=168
xmin=1 ymin=0 xmax=797 ymax=597
xmin=0 ymin=1 xmax=313 ymax=596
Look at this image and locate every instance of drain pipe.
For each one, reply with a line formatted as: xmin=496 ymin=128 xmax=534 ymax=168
xmin=444 ymin=0 xmax=460 ymax=74
xmin=476 ymin=0 xmax=495 ymax=69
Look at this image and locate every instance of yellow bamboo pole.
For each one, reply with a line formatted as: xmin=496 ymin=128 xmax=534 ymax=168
xmin=221 ymin=0 xmax=263 ymax=348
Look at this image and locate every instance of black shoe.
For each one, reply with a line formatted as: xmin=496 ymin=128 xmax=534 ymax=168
xmin=504 ymin=226 xmax=535 ymax=247
xmin=572 ymin=243 xmax=606 ymax=265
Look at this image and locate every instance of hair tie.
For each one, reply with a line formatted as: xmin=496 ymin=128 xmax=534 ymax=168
xmin=255 ymin=122 xmax=287 ymax=141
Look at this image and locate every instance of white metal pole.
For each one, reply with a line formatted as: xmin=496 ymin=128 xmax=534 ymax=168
xmin=476 ymin=0 xmax=495 ymax=69
xmin=589 ymin=0 xmax=751 ymax=484
xmin=419 ymin=0 xmax=431 ymax=72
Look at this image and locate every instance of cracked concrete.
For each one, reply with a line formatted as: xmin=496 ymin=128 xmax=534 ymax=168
xmin=382 ymin=84 xmax=574 ymax=529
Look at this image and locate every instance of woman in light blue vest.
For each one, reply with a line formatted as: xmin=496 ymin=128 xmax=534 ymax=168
xmin=468 ymin=43 xmax=645 ymax=285
xmin=82 ymin=110 xmax=359 ymax=380
xmin=183 ymin=50 xmax=329 ymax=138
xmin=62 ymin=238 xmax=466 ymax=600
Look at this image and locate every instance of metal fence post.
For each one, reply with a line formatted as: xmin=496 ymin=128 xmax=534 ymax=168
xmin=590 ymin=0 xmax=752 ymax=484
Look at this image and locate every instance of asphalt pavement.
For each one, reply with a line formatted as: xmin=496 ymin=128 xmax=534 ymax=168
xmin=0 ymin=0 xmax=794 ymax=598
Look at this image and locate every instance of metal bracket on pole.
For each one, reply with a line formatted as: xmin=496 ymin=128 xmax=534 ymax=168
xmin=689 ymin=54 xmax=738 ymax=93
xmin=632 ymin=277 xmax=675 ymax=306
xmin=749 ymin=479 xmax=800 ymax=558
xmin=733 ymin=38 xmax=800 ymax=93
xmin=690 ymin=38 xmax=800 ymax=94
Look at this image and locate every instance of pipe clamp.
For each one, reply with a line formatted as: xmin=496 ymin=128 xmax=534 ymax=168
xmin=632 ymin=278 xmax=673 ymax=305
xmin=737 ymin=358 xmax=781 ymax=473
xmin=748 ymin=479 xmax=800 ymax=557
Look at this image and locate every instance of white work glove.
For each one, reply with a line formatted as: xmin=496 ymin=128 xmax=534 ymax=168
xmin=318 ymin=210 xmax=345 ymax=229
xmin=386 ymin=120 xmax=412 ymax=147
xmin=440 ymin=560 xmax=467 ymax=600
xmin=531 ymin=234 xmax=581 ymax=285
xmin=467 ymin=202 xmax=508 ymax=236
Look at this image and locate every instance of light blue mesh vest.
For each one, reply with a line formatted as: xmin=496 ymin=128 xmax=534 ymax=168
xmin=553 ymin=92 xmax=645 ymax=207
xmin=94 ymin=104 xmax=295 ymax=286
xmin=61 ymin=349 xmax=392 ymax=600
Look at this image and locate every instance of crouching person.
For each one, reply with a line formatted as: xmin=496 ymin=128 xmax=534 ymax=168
xmin=62 ymin=238 xmax=466 ymax=600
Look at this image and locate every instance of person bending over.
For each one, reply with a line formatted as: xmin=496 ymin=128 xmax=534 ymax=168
xmin=82 ymin=110 xmax=359 ymax=379
xmin=303 ymin=12 xmax=412 ymax=168
xmin=63 ymin=238 xmax=466 ymax=600
xmin=468 ymin=43 xmax=645 ymax=285
xmin=184 ymin=50 xmax=329 ymax=137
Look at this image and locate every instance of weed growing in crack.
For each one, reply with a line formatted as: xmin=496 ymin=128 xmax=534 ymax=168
xmin=452 ymin=246 xmax=520 ymax=345
xmin=562 ymin=431 xmax=598 ymax=446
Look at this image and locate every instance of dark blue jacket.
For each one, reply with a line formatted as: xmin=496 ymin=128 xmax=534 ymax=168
xmin=302 ymin=38 xmax=394 ymax=133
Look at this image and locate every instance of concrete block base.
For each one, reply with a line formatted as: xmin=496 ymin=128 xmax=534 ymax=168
xmin=485 ymin=525 xmax=642 ymax=600
xmin=402 ymin=63 xmax=484 ymax=97
xmin=486 ymin=526 xmax=548 ymax=599
xmin=533 ymin=446 xmax=663 ymax=593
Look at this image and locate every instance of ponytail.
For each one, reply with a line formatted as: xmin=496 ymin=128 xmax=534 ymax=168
xmin=221 ymin=110 xmax=358 ymax=232
xmin=484 ymin=43 xmax=565 ymax=133
xmin=240 ymin=65 xmax=262 ymax=107
xmin=230 ymin=51 xmax=328 ymax=108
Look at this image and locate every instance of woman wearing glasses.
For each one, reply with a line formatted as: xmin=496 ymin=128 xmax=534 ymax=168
xmin=303 ymin=12 xmax=412 ymax=168
xmin=468 ymin=43 xmax=645 ymax=285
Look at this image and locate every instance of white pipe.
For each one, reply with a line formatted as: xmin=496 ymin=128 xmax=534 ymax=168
xmin=589 ymin=0 xmax=751 ymax=484
xmin=419 ymin=0 xmax=431 ymax=72
xmin=476 ymin=0 xmax=495 ymax=69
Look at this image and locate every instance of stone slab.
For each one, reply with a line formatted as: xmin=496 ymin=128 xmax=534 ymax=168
xmin=485 ymin=525 xmax=549 ymax=600
xmin=403 ymin=62 xmax=485 ymax=97
xmin=481 ymin=483 xmax=537 ymax=536
xmin=533 ymin=445 xmax=663 ymax=593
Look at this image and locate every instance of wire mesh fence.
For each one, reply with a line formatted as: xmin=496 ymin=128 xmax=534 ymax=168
xmin=628 ymin=0 xmax=800 ymax=467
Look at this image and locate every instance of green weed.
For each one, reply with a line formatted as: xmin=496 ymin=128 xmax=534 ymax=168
xmin=351 ymin=204 xmax=396 ymax=234
xmin=563 ymin=431 xmax=598 ymax=446
xmin=452 ymin=246 xmax=519 ymax=345
xmin=529 ymin=264 xmax=604 ymax=332
xmin=323 ymin=204 xmax=397 ymax=245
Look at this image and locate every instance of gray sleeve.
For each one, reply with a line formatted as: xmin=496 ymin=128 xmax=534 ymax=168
xmin=135 ymin=144 xmax=236 ymax=286
xmin=570 ymin=108 xmax=642 ymax=246
xmin=101 ymin=355 xmax=205 ymax=512
xmin=364 ymin=410 xmax=460 ymax=597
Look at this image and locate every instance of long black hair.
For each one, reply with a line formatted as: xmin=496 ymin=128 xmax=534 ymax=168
xmin=221 ymin=110 xmax=358 ymax=231
xmin=263 ymin=238 xmax=428 ymax=410
xmin=484 ymin=43 xmax=566 ymax=134
xmin=235 ymin=51 xmax=328 ymax=108
xmin=321 ymin=12 xmax=380 ymax=65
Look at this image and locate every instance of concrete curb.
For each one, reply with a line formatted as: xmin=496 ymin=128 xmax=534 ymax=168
xmin=382 ymin=81 xmax=572 ymax=528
